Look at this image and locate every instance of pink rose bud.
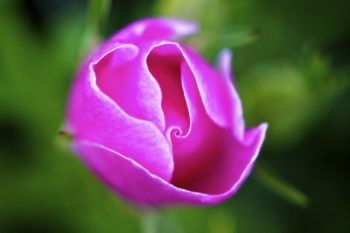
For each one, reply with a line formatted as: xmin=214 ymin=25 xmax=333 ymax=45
xmin=66 ymin=18 xmax=267 ymax=206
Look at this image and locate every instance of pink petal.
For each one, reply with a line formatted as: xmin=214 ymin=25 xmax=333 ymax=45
xmin=217 ymin=48 xmax=245 ymax=139
xmin=180 ymin=46 xmax=244 ymax=138
xmin=175 ymin=124 xmax=268 ymax=194
xmin=170 ymin=61 xmax=224 ymax=188
xmin=73 ymin=123 xmax=266 ymax=206
xmin=94 ymin=43 xmax=165 ymax=131
xmin=67 ymin=44 xmax=173 ymax=181
xmin=171 ymin=59 xmax=267 ymax=194
xmin=111 ymin=18 xmax=198 ymax=43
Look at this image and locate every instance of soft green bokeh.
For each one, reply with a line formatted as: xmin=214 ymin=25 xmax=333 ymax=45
xmin=0 ymin=0 xmax=349 ymax=232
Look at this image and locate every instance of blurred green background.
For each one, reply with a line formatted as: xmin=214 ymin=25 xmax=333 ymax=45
xmin=0 ymin=0 xmax=349 ymax=232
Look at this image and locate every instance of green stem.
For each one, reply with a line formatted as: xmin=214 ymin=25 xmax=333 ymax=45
xmin=81 ymin=0 xmax=111 ymax=55
xmin=87 ymin=0 xmax=111 ymax=36
xmin=141 ymin=210 xmax=159 ymax=233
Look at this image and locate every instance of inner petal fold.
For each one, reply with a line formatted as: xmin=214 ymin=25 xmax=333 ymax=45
xmin=146 ymin=44 xmax=190 ymax=137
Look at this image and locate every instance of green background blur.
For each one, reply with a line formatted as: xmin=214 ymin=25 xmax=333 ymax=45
xmin=0 ymin=0 xmax=349 ymax=232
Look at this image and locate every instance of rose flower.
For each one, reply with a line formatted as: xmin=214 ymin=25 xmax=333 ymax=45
xmin=66 ymin=18 xmax=267 ymax=206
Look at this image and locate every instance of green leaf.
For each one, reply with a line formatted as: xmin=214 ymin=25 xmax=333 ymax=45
xmin=254 ymin=163 xmax=309 ymax=208
xmin=185 ymin=27 xmax=260 ymax=52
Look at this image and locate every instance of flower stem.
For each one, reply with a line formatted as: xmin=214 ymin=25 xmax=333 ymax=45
xmin=86 ymin=0 xmax=111 ymax=36
xmin=141 ymin=210 xmax=159 ymax=233
xmin=81 ymin=0 xmax=111 ymax=56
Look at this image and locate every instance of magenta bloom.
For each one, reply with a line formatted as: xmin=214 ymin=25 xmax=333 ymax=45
xmin=67 ymin=18 xmax=267 ymax=206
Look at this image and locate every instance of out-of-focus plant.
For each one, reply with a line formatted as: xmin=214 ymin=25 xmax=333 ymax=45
xmin=238 ymin=51 xmax=348 ymax=149
xmin=155 ymin=0 xmax=230 ymax=28
xmin=156 ymin=0 xmax=259 ymax=58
